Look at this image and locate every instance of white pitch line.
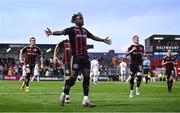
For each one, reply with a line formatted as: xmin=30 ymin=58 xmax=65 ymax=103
xmin=0 ymin=92 xmax=116 ymax=95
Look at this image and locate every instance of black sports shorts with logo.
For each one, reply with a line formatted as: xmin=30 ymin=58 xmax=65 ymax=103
xmin=71 ymin=55 xmax=90 ymax=71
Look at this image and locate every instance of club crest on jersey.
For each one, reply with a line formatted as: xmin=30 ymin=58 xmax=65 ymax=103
xmin=33 ymin=48 xmax=37 ymax=52
xmin=73 ymin=64 xmax=79 ymax=69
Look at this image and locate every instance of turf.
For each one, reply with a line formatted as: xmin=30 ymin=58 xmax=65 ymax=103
xmin=0 ymin=80 xmax=180 ymax=112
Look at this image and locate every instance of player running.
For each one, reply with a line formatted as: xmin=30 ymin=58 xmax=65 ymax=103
xmin=44 ymin=12 xmax=111 ymax=107
xmin=19 ymin=37 xmax=43 ymax=93
xmin=162 ymin=49 xmax=177 ymax=93
xmin=126 ymin=35 xmax=144 ymax=97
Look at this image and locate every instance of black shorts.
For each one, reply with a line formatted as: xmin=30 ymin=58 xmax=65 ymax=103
xmin=144 ymin=68 xmax=150 ymax=74
xmin=26 ymin=64 xmax=35 ymax=73
xmin=26 ymin=64 xmax=35 ymax=74
xmin=166 ymin=68 xmax=175 ymax=77
xmin=71 ymin=55 xmax=90 ymax=71
xmin=130 ymin=64 xmax=143 ymax=75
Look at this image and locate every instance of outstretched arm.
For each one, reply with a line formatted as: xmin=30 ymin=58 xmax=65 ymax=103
xmin=44 ymin=28 xmax=66 ymax=37
xmin=53 ymin=44 xmax=60 ymax=63
xmin=90 ymin=35 xmax=112 ymax=45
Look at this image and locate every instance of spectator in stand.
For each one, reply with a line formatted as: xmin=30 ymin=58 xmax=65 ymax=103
xmin=7 ymin=66 xmax=13 ymax=77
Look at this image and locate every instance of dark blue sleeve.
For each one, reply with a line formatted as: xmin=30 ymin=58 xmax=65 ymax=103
xmin=21 ymin=46 xmax=27 ymax=54
xmin=86 ymin=29 xmax=94 ymax=39
xmin=36 ymin=47 xmax=41 ymax=55
xmin=58 ymin=41 xmax=64 ymax=48
xmin=64 ymin=28 xmax=72 ymax=35
xmin=128 ymin=45 xmax=132 ymax=52
xmin=142 ymin=45 xmax=145 ymax=52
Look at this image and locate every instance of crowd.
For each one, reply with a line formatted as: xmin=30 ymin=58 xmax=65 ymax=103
xmin=0 ymin=58 xmax=64 ymax=77
xmin=0 ymin=56 xmax=169 ymax=82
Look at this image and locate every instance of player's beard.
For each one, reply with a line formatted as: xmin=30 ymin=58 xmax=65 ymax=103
xmin=76 ymin=21 xmax=84 ymax=27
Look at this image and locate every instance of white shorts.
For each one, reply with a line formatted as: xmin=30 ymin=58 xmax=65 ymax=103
xmin=93 ymin=70 xmax=100 ymax=76
xmin=22 ymin=72 xmax=26 ymax=77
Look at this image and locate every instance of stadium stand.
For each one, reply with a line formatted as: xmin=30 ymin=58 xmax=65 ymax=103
xmin=145 ymin=34 xmax=180 ymax=80
xmin=1 ymin=34 xmax=179 ymax=81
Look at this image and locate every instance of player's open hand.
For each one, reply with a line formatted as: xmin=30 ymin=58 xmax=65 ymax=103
xmin=104 ymin=37 xmax=112 ymax=45
xmin=44 ymin=28 xmax=53 ymax=37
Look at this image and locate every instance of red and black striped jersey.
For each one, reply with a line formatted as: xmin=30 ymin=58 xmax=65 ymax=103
xmin=21 ymin=45 xmax=41 ymax=65
xmin=64 ymin=26 xmax=94 ymax=56
xmin=128 ymin=44 xmax=144 ymax=65
xmin=58 ymin=40 xmax=71 ymax=65
xmin=163 ymin=55 xmax=176 ymax=69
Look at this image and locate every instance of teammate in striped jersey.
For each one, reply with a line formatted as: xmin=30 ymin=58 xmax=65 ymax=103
xmin=19 ymin=37 xmax=43 ymax=93
xmin=162 ymin=49 xmax=177 ymax=93
xmin=54 ymin=40 xmax=71 ymax=103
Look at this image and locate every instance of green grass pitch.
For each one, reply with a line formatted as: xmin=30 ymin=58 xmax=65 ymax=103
xmin=0 ymin=80 xmax=180 ymax=112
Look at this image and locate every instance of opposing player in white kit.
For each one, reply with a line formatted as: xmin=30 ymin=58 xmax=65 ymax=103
xmin=90 ymin=56 xmax=100 ymax=84
xmin=31 ymin=63 xmax=40 ymax=81
xmin=119 ymin=58 xmax=128 ymax=82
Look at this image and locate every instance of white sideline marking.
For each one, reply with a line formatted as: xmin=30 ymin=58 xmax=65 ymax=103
xmin=0 ymin=92 xmax=108 ymax=95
